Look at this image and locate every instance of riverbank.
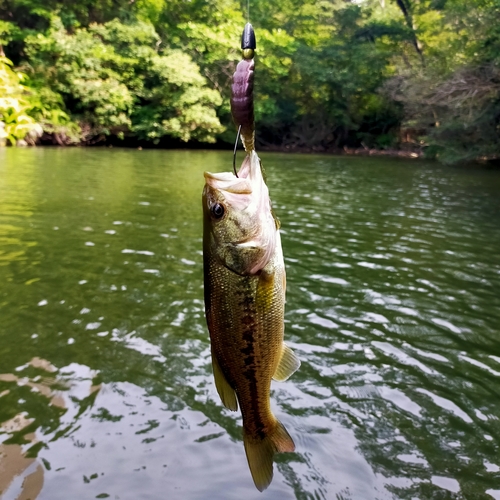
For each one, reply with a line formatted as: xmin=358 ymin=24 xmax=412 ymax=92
xmin=259 ymin=143 xmax=423 ymax=159
xmin=3 ymin=137 xmax=500 ymax=168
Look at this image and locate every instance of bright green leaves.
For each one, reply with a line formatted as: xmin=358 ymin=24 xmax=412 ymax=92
xmin=0 ymin=57 xmax=42 ymax=146
xmin=0 ymin=20 xmax=20 ymax=46
xmin=130 ymin=49 xmax=224 ymax=142
xmin=23 ymin=18 xmax=225 ymax=143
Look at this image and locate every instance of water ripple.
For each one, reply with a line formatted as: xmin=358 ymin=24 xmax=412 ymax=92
xmin=1 ymin=150 xmax=500 ymax=498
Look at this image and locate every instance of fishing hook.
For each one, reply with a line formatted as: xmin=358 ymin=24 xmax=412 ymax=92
xmin=233 ymin=124 xmax=242 ymax=177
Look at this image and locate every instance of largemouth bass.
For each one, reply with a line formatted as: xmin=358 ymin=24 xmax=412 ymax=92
xmin=202 ymin=150 xmax=300 ymax=491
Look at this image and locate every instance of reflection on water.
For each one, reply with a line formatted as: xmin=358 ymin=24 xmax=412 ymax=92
xmin=0 ymin=357 xmax=74 ymax=500
xmin=1 ymin=149 xmax=500 ymax=499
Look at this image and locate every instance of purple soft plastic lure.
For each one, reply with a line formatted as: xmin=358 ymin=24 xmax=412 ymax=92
xmin=230 ymin=23 xmax=256 ymax=153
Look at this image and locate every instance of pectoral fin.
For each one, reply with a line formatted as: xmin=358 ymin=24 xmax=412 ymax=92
xmin=273 ymin=343 xmax=300 ymax=382
xmin=211 ymin=347 xmax=238 ymax=411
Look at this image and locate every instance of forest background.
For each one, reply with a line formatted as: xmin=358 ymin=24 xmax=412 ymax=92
xmin=0 ymin=0 xmax=499 ymax=164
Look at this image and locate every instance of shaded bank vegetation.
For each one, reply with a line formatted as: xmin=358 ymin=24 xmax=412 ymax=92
xmin=0 ymin=0 xmax=499 ymax=163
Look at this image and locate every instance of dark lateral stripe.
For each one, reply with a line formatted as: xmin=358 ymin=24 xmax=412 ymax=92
xmin=235 ymin=283 xmax=267 ymax=439
xmin=243 ymin=367 xmax=265 ymax=439
xmin=240 ymin=322 xmax=266 ymax=439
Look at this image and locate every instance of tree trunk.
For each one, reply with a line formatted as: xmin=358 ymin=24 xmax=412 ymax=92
xmin=394 ymin=0 xmax=425 ymax=66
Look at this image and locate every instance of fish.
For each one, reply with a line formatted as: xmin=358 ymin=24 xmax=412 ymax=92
xmin=202 ymin=149 xmax=301 ymax=491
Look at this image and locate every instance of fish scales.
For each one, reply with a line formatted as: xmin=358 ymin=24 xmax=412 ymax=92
xmin=204 ymin=240 xmax=284 ymax=439
xmin=203 ymin=150 xmax=300 ymax=491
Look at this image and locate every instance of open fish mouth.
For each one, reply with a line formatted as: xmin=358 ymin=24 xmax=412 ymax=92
xmin=203 ymin=172 xmax=252 ymax=195
xmin=204 ymin=151 xmax=262 ymax=194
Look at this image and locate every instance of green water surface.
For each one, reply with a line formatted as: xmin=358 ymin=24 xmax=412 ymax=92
xmin=1 ymin=148 xmax=500 ymax=499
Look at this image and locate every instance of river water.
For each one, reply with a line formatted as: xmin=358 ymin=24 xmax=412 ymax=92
xmin=1 ymin=148 xmax=499 ymax=499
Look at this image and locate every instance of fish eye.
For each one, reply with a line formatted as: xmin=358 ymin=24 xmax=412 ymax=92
xmin=210 ymin=203 xmax=225 ymax=220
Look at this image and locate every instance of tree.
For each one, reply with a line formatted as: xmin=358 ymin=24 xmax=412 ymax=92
xmin=0 ymin=55 xmax=42 ymax=145
xmin=23 ymin=18 xmax=224 ymax=143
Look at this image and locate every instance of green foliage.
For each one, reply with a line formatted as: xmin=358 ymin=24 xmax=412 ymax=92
xmin=0 ymin=56 xmax=42 ymax=145
xmin=24 ymin=18 xmax=224 ymax=142
xmin=129 ymin=48 xmax=224 ymax=142
xmin=0 ymin=0 xmax=499 ymax=160
xmin=251 ymin=4 xmax=399 ymax=149
xmin=0 ymin=20 xmax=20 ymax=46
xmin=374 ymin=0 xmax=500 ymax=161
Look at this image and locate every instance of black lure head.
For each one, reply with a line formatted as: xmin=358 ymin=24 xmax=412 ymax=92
xmin=241 ymin=23 xmax=256 ymax=60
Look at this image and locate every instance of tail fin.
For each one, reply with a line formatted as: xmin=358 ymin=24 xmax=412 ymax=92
xmin=243 ymin=420 xmax=295 ymax=492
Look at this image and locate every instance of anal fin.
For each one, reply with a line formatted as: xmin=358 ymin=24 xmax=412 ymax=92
xmin=273 ymin=343 xmax=300 ymax=382
xmin=211 ymin=346 xmax=238 ymax=411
